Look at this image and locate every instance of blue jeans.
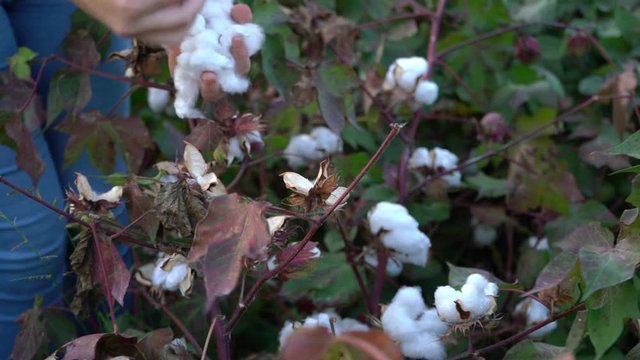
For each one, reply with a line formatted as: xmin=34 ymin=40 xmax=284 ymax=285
xmin=0 ymin=0 xmax=130 ymax=356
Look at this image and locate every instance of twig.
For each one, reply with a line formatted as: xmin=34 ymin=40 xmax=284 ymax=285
xmin=225 ymin=124 xmax=403 ymax=332
xmin=370 ymin=249 xmax=389 ymax=316
xmin=211 ymin=301 xmax=230 ymax=360
xmin=423 ymin=0 xmax=448 ymax=80
xmin=139 ymin=287 xmax=204 ymax=356
xmin=107 ymin=209 xmax=152 ymax=241
xmin=448 ymin=303 xmax=585 ymax=359
xmin=201 ymin=317 xmax=218 ymax=360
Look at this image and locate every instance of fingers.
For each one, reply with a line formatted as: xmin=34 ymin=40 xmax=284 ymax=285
xmin=230 ymin=35 xmax=251 ymax=75
xmin=230 ymin=4 xmax=253 ymax=24
xmin=166 ymin=45 xmax=181 ymax=74
xmin=200 ymin=72 xmax=225 ymax=102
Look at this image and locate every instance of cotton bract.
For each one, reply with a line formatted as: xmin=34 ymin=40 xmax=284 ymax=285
xmin=284 ymin=127 xmax=343 ymax=167
xmin=367 ymin=202 xmax=431 ymax=268
xmin=409 ymin=147 xmax=462 ymax=187
xmin=173 ymin=0 xmax=264 ymax=119
xmin=383 ymin=57 xmax=439 ymax=106
xmin=434 ymin=274 xmax=498 ymax=325
xmin=278 ymin=312 xmax=368 ymax=348
xmin=514 ymin=298 xmax=557 ymax=338
xmin=381 ymin=287 xmax=448 ymax=360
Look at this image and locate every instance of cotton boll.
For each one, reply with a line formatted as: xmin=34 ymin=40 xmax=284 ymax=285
xmin=381 ymin=287 xmax=427 ymax=339
xmin=400 ymin=332 xmax=446 ymax=360
xmin=174 ymin=67 xmax=204 ymax=119
xmin=221 ymin=23 xmax=265 ymax=56
xmin=217 ymin=70 xmax=250 ymax=93
xmin=284 ymin=134 xmax=323 ymax=167
xmin=381 ymin=229 xmax=431 ymax=267
xmin=310 ymin=127 xmax=343 ymax=155
xmin=148 ymin=88 xmax=171 ymax=114
xmin=528 ymin=236 xmax=549 ymax=251
xmin=383 ymin=62 xmax=398 ymax=90
xmin=164 ymin=262 xmax=189 ymax=291
xmin=414 ymin=80 xmax=439 ymax=105
xmin=393 ymin=57 xmax=429 ymax=92
xmin=151 ymin=264 xmax=169 ymax=288
xmin=514 ymin=299 xmax=557 ymax=338
xmin=189 ymin=14 xmax=206 ymax=35
xmin=408 ymin=147 xmax=432 ymax=169
xmin=227 ymin=137 xmax=244 ymax=164
xmin=415 ymin=308 xmax=449 ymax=336
xmin=434 ymin=286 xmax=463 ymax=323
xmin=367 ymin=202 xmax=418 ymax=235
xmin=201 ymin=0 xmax=233 ymax=21
xmin=473 ymin=223 xmax=498 ymax=246
xmin=432 ymin=147 xmax=459 ymax=170
xmin=464 ymin=274 xmax=490 ymax=292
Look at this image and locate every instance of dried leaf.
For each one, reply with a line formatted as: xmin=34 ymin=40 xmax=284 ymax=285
xmin=54 ymin=333 xmax=142 ymax=360
xmin=155 ymin=182 xmax=206 ymax=237
xmin=4 ymin=114 xmax=45 ymax=186
xmin=11 ymin=297 xmax=47 ymax=360
xmin=124 ymin=178 xmax=159 ymax=242
xmin=188 ymin=194 xmax=270 ymax=308
xmin=61 ymin=29 xmax=100 ymax=69
xmin=184 ymin=120 xmax=222 ymax=152
xmin=137 ymin=328 xmax=174 ymax=360
xmin=598 ymin=70 xmax=638 ymax=137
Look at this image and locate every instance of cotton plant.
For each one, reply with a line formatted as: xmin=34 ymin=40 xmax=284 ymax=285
xmin=408 ymin=147 xmax=463 ymax=188
xmin=383 ymin=57 xmax=439 ymax=106
xmin=514 ymin=298 xmax=557 ymax=338
xmin=284 ymin=126 xmax=343 ymax=168
xmin=279 ymin=311 xmax=369 ymax=348
xmin=381 ymin=287 xmax=449 ymax=360
xmin=434 ymin=274 xmax=499 ymax=330
xmin=367 ymin=202 xmax=431 ymax=269
xmin=173 ymin=0 xmax=264 ymax=119
xmin=67 ymin=173 xmax=124 ymax=216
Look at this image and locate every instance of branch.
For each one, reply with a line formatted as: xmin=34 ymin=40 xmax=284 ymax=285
xmin=225 ymin=124 xmax=403 ymax=332
xmin=448 ymin=303 xmax=585 ymax=360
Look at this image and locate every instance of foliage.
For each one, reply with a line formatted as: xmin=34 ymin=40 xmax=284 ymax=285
xmin=2 ymin=0 xmax=640 ymax=359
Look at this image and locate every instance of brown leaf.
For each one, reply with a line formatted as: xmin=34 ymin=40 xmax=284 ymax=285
xmin=280 ymin=327 xmax=332 ymax=360
xmin=11 ymin=299 xmax=47 ymax=360
xmin=124 ymin=178 xmax=159 ymax=241
xmin=93 ymin=235 xmax=131 ymax=306
xmin=155 ymin=181 xmax=206 ymax=237
xmin=184 ymin=120 xmax=222 ymax=152
xmin=188 ymin=194 xmax=270 ymax=307
xmin=5 ymin=114 xmax=45 ymax=186
xmin=336 ymin=331 xmax=403 ymax=360
xmin=55 ymin=333 xmax=141 ymax=360
xmin=137 ymin=328 xmax=174 ymax=360
xmin=62 ymin=29 xmax=101 ymax=69
xmin=69 ymin=230 xmax=94 ymax=316
xmin=111 ymin=115 xmax=154 ymax=172
xmin=598 ymin=70 xmax=638 ymax=137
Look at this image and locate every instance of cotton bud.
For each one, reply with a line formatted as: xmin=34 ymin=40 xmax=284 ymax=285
xmin=381 ymin=287 xmax=448 ymax=360
xmin=147 ymin=88 xmax=171 ymax=113
xmin=528 ymin=236 xmax=549 ymax=251
xmin=514 ymin=35 xmax=540 ymax=64
xmin=284 ymin=134 xmax=324 ymax=167
xmin=568 ymin=31 xmax=591 ymax=56
xmin=279 ymin=312 xmax=368 ymax=348
xmin=414 ymin=80 xmax=439 ymax=105
xmin=514 ymin=298 xmax=557 ymax=338
xmin=479 ymin=112 xmax=507 ymax=143
xmin=435 ymin=274 xmax=498 ymax=325
xmin=310 ymin=126 xmax=343 ymax=155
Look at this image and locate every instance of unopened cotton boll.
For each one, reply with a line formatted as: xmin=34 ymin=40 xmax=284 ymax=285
xmin=514 ymin=298 xmax=557 ymax=338
xmin=148 ymin=88 xmax=171 ymax=113
xmin=310 ymin=126 xmax=343 ymax=155
xmin=414 ymin=80 xmax=439 ymax=105
xmin=284 ymin=134 xmax=324 ymax=167
xmin=367 ymin=201 xmax=418 ymax=235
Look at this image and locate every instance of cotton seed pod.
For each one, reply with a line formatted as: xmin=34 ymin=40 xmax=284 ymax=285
xmin=514 ymin=35 xmax=540 ymax=64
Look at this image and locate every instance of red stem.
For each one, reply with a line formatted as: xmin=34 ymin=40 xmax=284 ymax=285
xmin=225 ymin=124 xmax=402 ymax=332
xmin=370 ymin=249 xmax=389 ymax=316
xmin=210 ymin=301 xmax=230 ymax=360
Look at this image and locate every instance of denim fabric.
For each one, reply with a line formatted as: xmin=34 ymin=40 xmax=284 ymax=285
xmin=0 ymin=1 xmax=131 ymax=356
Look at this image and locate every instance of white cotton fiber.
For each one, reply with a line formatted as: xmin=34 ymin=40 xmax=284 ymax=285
xmin=408 ymin=147 xmax=432 ymax=169
xmin=393 ymin=57 xmax=429 ymax=92
xmin=148 ymin=88 xmax=171 ymax=113
xmin=382 ymin=287 xmax=449 ymax=360
xmin=278 ymin=312 xmax=369 ymax=348
xmin=163 ymin=262 xmax=189 ymax=291
xmin=381 ymin=229 xmax=430 ymax=267
xmin=367 ymin=202 xmax=417 ymax=234
xmin=173 ymin=0 xmax=265 ymax=119
xmin=434 ymin=286 xmax=463 ymax=323
xmin=473 ymin=222 xmax=498 ymax=247
xmin=310 ymin=126 xmax=343 ymax=155
xmin=414 ymin=80 xmax=439 ymax=105
xmin=434 ymin=274 xmax=498 ymax=324
xmin=514 ymin=299 xmax=557 ymax=338
xmin=284 ymin=134 xmax=324 ymax=167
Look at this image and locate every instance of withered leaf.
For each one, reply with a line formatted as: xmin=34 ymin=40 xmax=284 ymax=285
xmin=11 ymin=298 xmax=48 ymax=360
xmin=54 ymin=333 xmax=142 ymax=360
xmin=184 ymin=120 xmax=222 ymax=152
xmin=137 ymin=328 xmax=174 ymax=360
xmin=124 ymin=178 xmax=159 ymax=242
xmin=61 ymin=29 xmax=101 ymax=69
xmin=598 ymin=70 xmax=638 ymax=137
xmin=69 ymin=229 xmax=94 ymax=316
xmin=155 ymin=181 xmax=206 ymax=237
xmin=93 ymin=234 xmax=131 ymax=307
xmin=4 ymin=114 xmax=45 ymax=186
xmin=188 ymin=194 xmax=270 ymax=308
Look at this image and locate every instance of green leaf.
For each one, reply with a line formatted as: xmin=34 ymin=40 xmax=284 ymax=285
xmin=607 ymin=131 xmax=640 ymax=159
xmin=466 ymin=172 xmax=511 ymax=198
xmin=319 ymin=64 xmax=358 ymax=97
xmin=504 ymin=340 xmax=567 ymax=359
xmin=7 ymin=47 xmax=38 ymax=80
xmin=566 ymin=310 xmax=588 ymax=351
xmin=580 ymin=246 xmax=640 ymax=300
xmin=407 ymin=202 xmax=451 ymax=225
xmin=588 ymin=281 xmax=640 ymax=359
xmin=315 ymin=71 xmax=346 ymax=133
xmin=261 ymin=34 xmax=299 ymax=99
xmin=47 ymin=70 xmax=92 ymax=127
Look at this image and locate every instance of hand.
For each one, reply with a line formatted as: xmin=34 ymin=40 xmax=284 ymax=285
xmin=166 ymin=4 xmax=253 ymax=103
xmin=71 ymin=0 xmax=205 ymax=45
